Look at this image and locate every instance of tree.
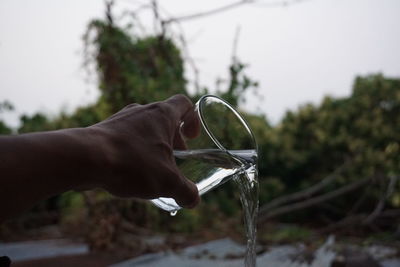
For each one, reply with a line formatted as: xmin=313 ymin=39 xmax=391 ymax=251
xmin=83 ymin=4 xmax=187 ymax=113
xmin=258 ymin=74 xmax=400 ymax=227
xmin=0 ymin=101 xmax=14 ymax=134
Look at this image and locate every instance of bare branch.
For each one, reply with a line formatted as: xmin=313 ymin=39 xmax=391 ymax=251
xmin=232 ymin=25 xmax=241 ymax=63
xmin=163 ymin=0 xmax=252 ymax=25
xmin=364 ymin=175 xmax=398 ymax=224
xmin=259 ymin=161 xmax=350 ymax=214
xmin=152 ymin=0 xmax=163 ymax=36
xmin=162 ymin=0 xmax=312 ymax=24
xmin=258 ymin=174 xmax=373 ymax=224
xmin=178 ymin=34 xmax=201 ymax=93
xmin=346 ymin=187 xmax=369 ymax=216
xmin=254 ymin=0 xmax=311 ymax=8
xmin=319 ymin=209 xmax=400 ymax=233
xmin=319 ymin=214 xmax=365 ymax=233
xmin=106 ymin=0 xmax=115 ymax=25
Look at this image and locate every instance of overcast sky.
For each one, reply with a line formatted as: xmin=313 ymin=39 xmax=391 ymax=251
xmin=0 ymin=0 xmax=399 ymax=128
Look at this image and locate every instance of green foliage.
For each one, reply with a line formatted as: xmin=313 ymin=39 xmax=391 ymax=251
xmin=260 ymin=224 xmax=313 ymax=243
xmin=258 ymin=177 xmax=285 ymax=204
xmin=58 ymin=191 xmax=86 ymax=223
xmin=18 ymin=113 xmax=52 ymax=133
xmin=365 ymin=231 xmax=396 ymax=243
xmin=169 ymin=209 xmax=201 ymax=233
xmin=4 ymin=2 xmax=399 ymax=242
xmin=0 ymin=100 xmax=14 ymax=134
xmin=59 ymin=191 xmax=85 ymax=209
xmin=258 ymin=74 xmax=400 ymax=219
xmin=0 ymin=100 xmax=14 ymax=113
xmin=390 ymin=182 xmax=400 ymax=207
xmin=218 ymin=60 xmax=259 ymax=108
xmin=84 ymin=19 xmax=187 ymax=112
xmin=0 ymin=121 xmax=12 ymax=135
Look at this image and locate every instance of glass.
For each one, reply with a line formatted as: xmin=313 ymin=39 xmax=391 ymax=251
xmin=151 ymin=95 xmax=257 ymax=213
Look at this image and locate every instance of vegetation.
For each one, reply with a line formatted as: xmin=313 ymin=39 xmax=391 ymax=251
xmin=0 ymin=101 xmax=13 ymax=134
xmin=0 ymin=2 xmax=399 ymax=253
xmin=258 ymin=75 xmax=400 ymax=224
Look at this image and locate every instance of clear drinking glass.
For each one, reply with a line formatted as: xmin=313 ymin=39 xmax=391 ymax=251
xmin=151 ymin=95 xmax=257 ymax=213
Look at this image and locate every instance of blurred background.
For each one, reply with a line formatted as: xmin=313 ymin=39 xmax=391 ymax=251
xmin=0 ymin=0 xmax=399 ymax=266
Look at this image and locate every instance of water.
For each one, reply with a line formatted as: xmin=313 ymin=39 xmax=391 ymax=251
xmin=152 ymin=149 xmax=257 ymax=211
xmin=175 ymin=148 xmax=256 ymax=191
xmin=170 ymin=210 xmax=177 ymax=216
xmin=234 ymin=163 xmax=259 ymax=267
xmin=169 ymin=149 xmax=259 ymax=267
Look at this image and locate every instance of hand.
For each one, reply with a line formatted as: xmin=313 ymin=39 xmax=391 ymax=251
xmin=90 ymin=94 xmax=201 ymax=208
xmin=0 ymin=94 xmax=200 ymax=222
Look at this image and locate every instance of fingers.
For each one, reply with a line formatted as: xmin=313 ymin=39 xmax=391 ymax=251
xmin=173 ymin=127 xmax=187 ymax=150
xmin=165 ymin=94 xmax=200 ymax=141
xmin=123 ymin=103 xmax=140 ymax=110
xmin=102 ymin=103 xmax=140 ymax=122
xmin=176 ymin=183 xmax=200 ymax=209
xmin=181 ymin=108 xmax=201 ymax=139
xmin=172 ymin=169 xmax=200 ymax=209
xmin=164 ymin=94 xmax=193 ymax=121
xmin=158 ymin=95 xmax=201 ymax=208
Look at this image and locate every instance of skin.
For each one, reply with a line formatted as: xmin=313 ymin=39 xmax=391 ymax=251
xmin=0 ymin=94 xmax=201 ymax=222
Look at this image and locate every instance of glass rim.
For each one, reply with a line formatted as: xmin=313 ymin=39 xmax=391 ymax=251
xmin=196 ymin=94 xmax=257 ymax=153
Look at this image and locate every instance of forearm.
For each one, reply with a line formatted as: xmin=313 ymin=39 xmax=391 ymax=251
xmin=0 ymin=95 xmax=200 ymax=222
xmin=0 ymin=128 xmax=106 ymax=222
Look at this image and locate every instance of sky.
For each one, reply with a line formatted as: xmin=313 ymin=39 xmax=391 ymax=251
xmin=0 ymin=0 xmax=399 ymax=128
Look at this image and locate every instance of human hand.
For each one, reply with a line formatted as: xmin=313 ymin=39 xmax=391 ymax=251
xmin=89 ymin=94 xmax=201 ymax=208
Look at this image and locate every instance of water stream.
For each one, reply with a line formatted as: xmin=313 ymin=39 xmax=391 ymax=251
xmin=234 ymin=163 xmax=259 ymax=267
xmin=152 ymin=149 xmax=259 ymax=266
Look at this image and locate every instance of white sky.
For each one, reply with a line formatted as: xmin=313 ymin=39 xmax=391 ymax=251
xmin=0 ymin=0 xmax=399 ymax=128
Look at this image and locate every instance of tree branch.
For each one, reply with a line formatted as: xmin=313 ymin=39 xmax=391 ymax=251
xmin=258 ymin=174 xmax=374 ymax=224
xmin=162 ymin=0 xmax=312 ymax=24
xmin=259 ymin=161 xmax=350 ymax=214
xmin=232 ymin=25 xmax=241 ymax=63
xmin=319 ymin=209 xmax=400 ymax=233
xmin=254 ymin=0 xmax=311 ymax=8
xmin=178 ymin=34 xmax=201 ymax=94
xmin=163 ymin=0 xmax=252 ymax=25
xmin=364 ymin=175 xmax=398 ymax=224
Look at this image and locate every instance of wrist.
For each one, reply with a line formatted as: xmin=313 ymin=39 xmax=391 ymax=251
xmin=80 ymin=126 xmax=115 ymax=189
xmin=53 ymin=127 xmax=111 ymax=191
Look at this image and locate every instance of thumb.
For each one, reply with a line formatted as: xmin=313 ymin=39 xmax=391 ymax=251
xmin=170 ymin=166 xmax=200 ymax=209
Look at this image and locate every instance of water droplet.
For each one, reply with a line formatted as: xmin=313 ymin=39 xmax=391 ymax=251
xmin=170 ymin=210 xmax=177 ymax=216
